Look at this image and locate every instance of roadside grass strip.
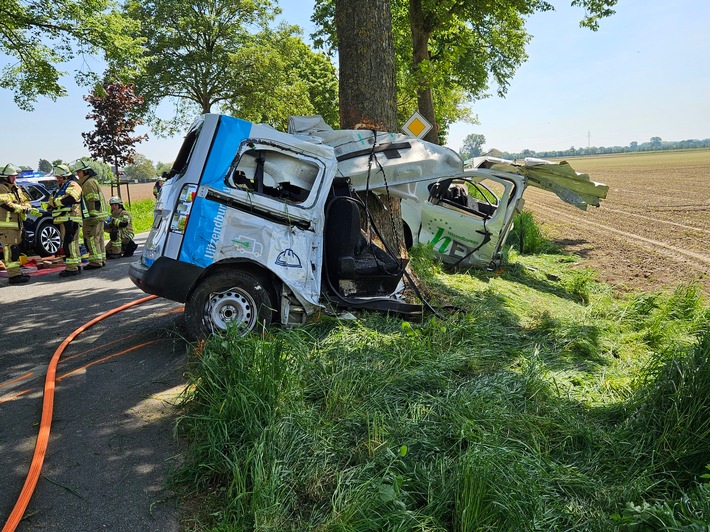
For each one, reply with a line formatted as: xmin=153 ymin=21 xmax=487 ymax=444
xmin=173 ymin=237 xmax=710 ymax=530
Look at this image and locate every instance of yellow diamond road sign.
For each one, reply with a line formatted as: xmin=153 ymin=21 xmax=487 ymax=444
xmin=402 ymin=111 xmax=433 ymax=139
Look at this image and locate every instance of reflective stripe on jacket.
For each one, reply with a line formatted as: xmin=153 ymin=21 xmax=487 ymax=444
xmin=0 ymin=181 xmax=30 ymax=229
xmin=106 ymin=207 xmax=134 ymax=241
xmin=77 ymin=175 xmax=108 ymax=220
xmin=49 ymin=179 xmax=84 ymax=223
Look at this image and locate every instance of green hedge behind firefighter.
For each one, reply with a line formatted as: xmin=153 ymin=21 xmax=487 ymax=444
xmin=105 ymin=196 xmax=137 ymax=258
xmin=47 ymin=164 xmax=84 ymax=277
xmin=0 ymin=163 xmax=40 ymax=284
xmin=71 ymin=158 xmax=108 ymax=269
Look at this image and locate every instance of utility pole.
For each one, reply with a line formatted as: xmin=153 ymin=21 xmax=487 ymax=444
xmin=588 ymin=130 xmax=591 ymax=150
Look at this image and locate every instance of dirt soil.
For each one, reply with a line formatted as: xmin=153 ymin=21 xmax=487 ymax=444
xmin=522 ymin=150 xmax=710 ymax=295
xmin=101 ymin=182 xmax=156 ymax=203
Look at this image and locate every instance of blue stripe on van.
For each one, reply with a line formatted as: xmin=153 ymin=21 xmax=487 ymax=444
xmin=179 ymin=116 xmax=253 ymax=267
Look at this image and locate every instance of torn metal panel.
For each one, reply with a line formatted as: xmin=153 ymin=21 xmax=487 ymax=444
xmin=473 ymin=157 xmax=609 ymax=210
xmin=289 ymin=117 xmax=463 ymax=191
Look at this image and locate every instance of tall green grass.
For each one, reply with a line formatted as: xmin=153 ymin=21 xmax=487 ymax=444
xmin=128 ymin=198 xmax=155 ymax=234
xmin=508 ymin=210 xmax=559 ymax=255
xmin=172 ymin=237 xmax=709 ymax=529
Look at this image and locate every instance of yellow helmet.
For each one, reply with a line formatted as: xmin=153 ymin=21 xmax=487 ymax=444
xmin=0 ymin=163 xmax=19 ymax=177
xmin=53 ymin=164 xmax=73 ymax=177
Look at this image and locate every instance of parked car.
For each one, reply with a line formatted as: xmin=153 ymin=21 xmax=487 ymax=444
xmin=18 ymin=182 xmax=62 ymax=257
xmin=16 ymin=174 xmax=58 ymax=192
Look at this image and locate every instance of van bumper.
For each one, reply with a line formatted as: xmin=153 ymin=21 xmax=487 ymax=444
xmin=129 ymin=257 xmax=204 ymax=303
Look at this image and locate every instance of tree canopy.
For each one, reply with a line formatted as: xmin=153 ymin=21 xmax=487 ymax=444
xmin=313 ymin=0 xmax=618 ymax=144
xmin=221 ymin=24 xmax=339 ymax=131
xmin=122 ymin=0 xmax=338 ymax=134
xmin=460 ymin=133 xmax=486 ymax=159
xmin=0 ymin=0 xmax=143 ymax=110
xmin=123 ymin=153 xmax=157 ymax=181
xmin=83 ymin=81 xmax=148 ymax=191
xmin=37 ymin=158 xmax=52 ymax=173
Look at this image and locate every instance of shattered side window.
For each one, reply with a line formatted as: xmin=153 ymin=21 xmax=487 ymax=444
xmin=225 ymin=145 xmax=320 ymax=205
xmin=428 ymin=177 xmax=505 ymax=219
xmin=167 ymin=122 xmax=202 ymax=180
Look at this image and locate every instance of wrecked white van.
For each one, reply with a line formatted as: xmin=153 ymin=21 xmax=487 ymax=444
xmin=129 ymin=114 xmax=607 ymax=338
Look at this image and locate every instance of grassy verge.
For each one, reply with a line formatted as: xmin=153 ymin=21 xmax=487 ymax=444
xmin=129 ymin=198 xmax=155 ymax=234
xmin=173 ymin=214 xmax=710 ymax=530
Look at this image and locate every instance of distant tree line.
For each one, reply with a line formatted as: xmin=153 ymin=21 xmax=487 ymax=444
xmin=23 ymin=156 xmax=172 ymax=185
xmin=461 ymin=135 xmax=710 ymax=161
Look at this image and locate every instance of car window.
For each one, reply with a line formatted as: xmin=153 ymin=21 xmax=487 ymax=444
xmin=427 ymin=177 xmax=505 ymax=220
xmin=225 ymin=144 xmax=322 ymax=205
xmin=20 ymin=185 xmax=45 ymax=201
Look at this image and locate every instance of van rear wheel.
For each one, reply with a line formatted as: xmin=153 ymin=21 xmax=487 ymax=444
xmin=184 ymin=270 xmax=274 ymax=340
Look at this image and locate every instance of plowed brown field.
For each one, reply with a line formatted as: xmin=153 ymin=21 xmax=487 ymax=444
xmin=523 ymin=150 xmax=710 ymax=295
xmin=101 ymin=182 xmax=156 ymax=203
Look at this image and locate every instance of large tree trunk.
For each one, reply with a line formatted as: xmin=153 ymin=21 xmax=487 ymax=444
xmin=409 ymin=0 xmax=439 ymax=144
xmin=336 ymin=0 xmax=397 ymax=131
xmin=335 ymin=0 xmax=406 ymax=258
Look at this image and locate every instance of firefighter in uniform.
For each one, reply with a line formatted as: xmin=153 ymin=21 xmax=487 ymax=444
xmin=48 ymin=164 xmax=84 ymax=277
xmin=153 ymin=177 xmax=165 ymax=198
xmin=72 ymin=158 xmax=108 ymax=269
xmin=0 ymin=164 xmax=40 ymax=284
xmin=105 ymin=196 xmax=137 ymax=258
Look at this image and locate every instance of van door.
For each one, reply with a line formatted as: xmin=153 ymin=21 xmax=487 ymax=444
xmin=416 ymin=170 xmax=526 ymax=268
xmin=183 ymin=131 xmax=337 ymax=307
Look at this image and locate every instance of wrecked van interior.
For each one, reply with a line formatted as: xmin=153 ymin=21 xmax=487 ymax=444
xmin=129 ymin=114 xmax=608 ymax=338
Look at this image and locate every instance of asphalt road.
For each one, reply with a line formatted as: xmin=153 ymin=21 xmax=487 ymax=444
xmin=1 ymin=235 xmax=189 ymax=531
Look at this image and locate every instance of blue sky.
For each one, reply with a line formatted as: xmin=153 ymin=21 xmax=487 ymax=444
xmin=1 ymin=0 xmax=708 ymax=167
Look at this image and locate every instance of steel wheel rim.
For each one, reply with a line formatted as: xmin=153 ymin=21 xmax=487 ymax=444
xmin=204 ymin=287 xmax=257 ymax=333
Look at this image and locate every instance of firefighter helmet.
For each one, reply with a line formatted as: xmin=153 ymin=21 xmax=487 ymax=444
xmin=108 ymin=196 xmax=123 ymax=205
xmin=0 ymin=163 xmax=19 ymax=177
xmin=53 ymin=164 xmax=73 ymax=177
xmin=70 ymin=158 xmax=92 ymax=173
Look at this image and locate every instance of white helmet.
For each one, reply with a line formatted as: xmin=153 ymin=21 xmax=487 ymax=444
xmin=109 ymin=196 xmax=123 ymax=205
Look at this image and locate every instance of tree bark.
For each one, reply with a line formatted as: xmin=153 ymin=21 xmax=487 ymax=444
xmin=335 ymin=0 xmax=406 ymax=257
xmin=336 ymin=0 xmax=397 ymax=131
xmin=113 ymin=155 xmax=122 ymax=199
xmin=409 ymin=0 xmax=439 ymax=144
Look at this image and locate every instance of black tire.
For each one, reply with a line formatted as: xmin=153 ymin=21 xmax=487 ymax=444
xmin=184 ymin=270 xmax=274 ymax=340
xmin=35 ymin=220 xmax=61 ymax=257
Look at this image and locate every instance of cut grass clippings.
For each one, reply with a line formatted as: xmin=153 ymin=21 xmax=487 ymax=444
xmin=172 ymin=232 xmax=710 ymax=530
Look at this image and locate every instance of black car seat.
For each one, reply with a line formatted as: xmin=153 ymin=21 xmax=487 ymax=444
xmin=325 ymin=180 xmax=401 ymax=294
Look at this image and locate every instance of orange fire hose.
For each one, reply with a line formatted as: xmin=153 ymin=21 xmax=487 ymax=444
xmin=2 ymin=294 xmax=158 ymax=532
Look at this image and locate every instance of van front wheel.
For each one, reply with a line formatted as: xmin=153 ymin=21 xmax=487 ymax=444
xmin=184 ymin=270 xmax=273 ymax=339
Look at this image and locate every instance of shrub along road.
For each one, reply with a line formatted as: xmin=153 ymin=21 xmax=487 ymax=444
xmin=0 ymin=235 xmax=188 ymax=531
